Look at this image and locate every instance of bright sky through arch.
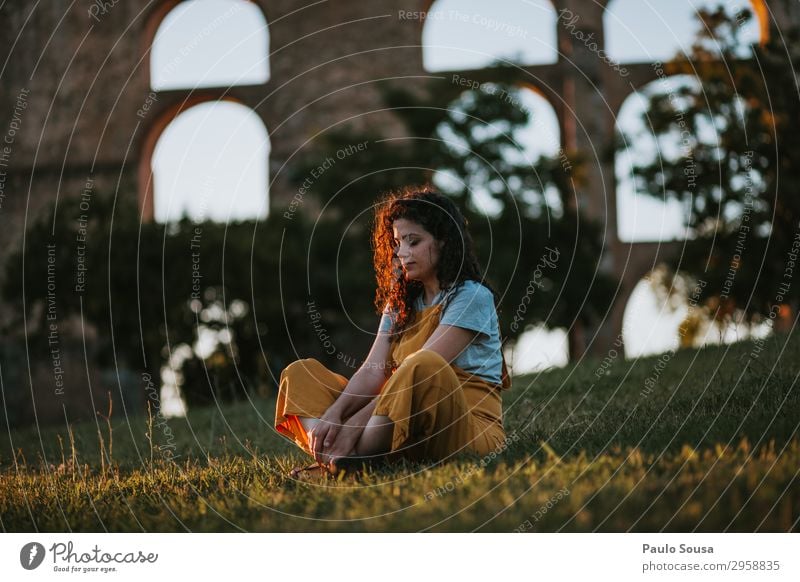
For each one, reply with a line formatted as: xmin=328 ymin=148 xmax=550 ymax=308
xmin=422 ymin=0 xmax=558 ymax=71
xmin=151 ymin=0 xmax=269 ymax=90
xmin=151 ymin=101 xmax=270 ymax=223
xmin=604 ymin=0 xmax=761 ymax=63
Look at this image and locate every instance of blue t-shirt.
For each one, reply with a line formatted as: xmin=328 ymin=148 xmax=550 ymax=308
xmin=378 ymin=280 xmax=503 ymax=385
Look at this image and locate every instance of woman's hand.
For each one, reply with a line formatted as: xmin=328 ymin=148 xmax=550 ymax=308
xmin=319 ymin=423 xmax=364 ymax=464
xmin=309 ymin=397 xmax=378 ymax=464
xmin=308 ymin=406 xmax=343 ymax=464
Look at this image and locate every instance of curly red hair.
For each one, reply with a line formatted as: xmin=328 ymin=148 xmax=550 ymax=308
xmin=372 ymin=185 xmax=499 ymax=340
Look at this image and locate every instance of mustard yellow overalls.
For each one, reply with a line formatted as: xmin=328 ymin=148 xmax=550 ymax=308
xmin=275 ymin=302 xmax=510 ymax=462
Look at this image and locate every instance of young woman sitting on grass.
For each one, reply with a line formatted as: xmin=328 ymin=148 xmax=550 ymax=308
xmin=275 ymin=186 xmax=511 ymax=478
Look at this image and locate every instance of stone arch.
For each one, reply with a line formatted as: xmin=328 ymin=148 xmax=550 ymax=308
xmin=514 ymin=81 xmax=563 ymax=159
xmin=749 ymin=0 xmax=770 ymax=42
xmin=421 ymin=0 xmax=558 ymax=72
xmin=144 ymin=0 xmax=270 ymax=90
xmin=604 ymin=0 xmax=766 ymax=65
xmin=436 ymin=80 xmax=562 ymax=160
xmin=509 ymin=82 xmax=564 ymax=214
xmin=432 ymin=79 xmax=563 ymax=215
xmin=421 ymin=0 xmax=558 ymax=19
xmin=614 ymin=74 xmax=703 ymax=242
xmin=138 ymin=95 xmax=270 ymax=222
xmin=621 ymin=265 xmax=710 ymax=357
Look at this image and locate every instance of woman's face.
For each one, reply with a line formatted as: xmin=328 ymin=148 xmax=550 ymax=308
xmin=392 ymin=218 xmax=442 ymax=283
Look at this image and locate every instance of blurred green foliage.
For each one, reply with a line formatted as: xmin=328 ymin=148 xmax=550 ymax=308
xmin=3 ymin=72 xmax=615 ymax=422
xmin=620 ymin=7 xmax=800 ymax=328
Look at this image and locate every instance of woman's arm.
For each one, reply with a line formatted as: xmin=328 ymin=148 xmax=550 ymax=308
xmin=326 ymin=332 xmax=392 ymax=419
xmin=308 ymin=329 xmax=393 ymax=462
xmin=332 ymin=397 xmax=379 ymax=455
xmin=316 ymin=398 xmax=379 ymax=463
xmin=421 ymin=282 xmax=493 ymax=363
xmin=326 ymin=367 xmax=383 ymax=420
xmin=420 ymin=323 xmax=479 ymax=362
xmin=321 ymin=325 xmax=477 ymax=462
xmin=342 ymin=396 xmax=378 ymax=428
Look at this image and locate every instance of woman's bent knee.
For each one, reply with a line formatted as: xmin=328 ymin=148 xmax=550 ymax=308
xmin=402 ymin=349 xmax=449 ymax=371
xmin=281 ymin=358 xmax=322 ymax=380
xmin=408 ymin=349 xmax=446 ymax=363
xmin=386 ymin=349 xmax=460 ymax=401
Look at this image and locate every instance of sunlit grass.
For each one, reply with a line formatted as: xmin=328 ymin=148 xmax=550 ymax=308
xmin=1 ymin=331 xmax=798 ymax=532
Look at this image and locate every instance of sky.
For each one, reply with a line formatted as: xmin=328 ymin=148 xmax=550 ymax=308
xmin=149 ymin=0 xmax=763 ymax=389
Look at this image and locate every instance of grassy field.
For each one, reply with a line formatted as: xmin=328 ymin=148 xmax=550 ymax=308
xmin=1 ymin=330 xmax=798 ymax=532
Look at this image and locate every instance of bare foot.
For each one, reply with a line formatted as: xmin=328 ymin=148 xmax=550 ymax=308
xmin=328 ymin=454 xmax=388 ymax=477
xmin=288 ymin=461 xmax=331 ymax=481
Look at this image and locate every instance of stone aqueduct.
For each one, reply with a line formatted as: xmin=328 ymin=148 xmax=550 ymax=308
xmin=2 ymin=0 xmax=799 ymax=359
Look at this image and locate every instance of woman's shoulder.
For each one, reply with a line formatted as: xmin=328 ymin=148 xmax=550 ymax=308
xmin=447 ymin=279 xmax=494 ymax=304
xmin=439 ymin=280 xmax=498 ymax=338
xmin=441 ymin=280 xmax=496 ymax=323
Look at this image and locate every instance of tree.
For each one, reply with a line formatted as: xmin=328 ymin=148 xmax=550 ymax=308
xmin=292 ymin=72 xmax=614 ymax=360
xmin=620 ymin=7 xmax=800 ymax=336
xmin=3 ymin=67 xmax=618 ymax=426
xmin=2 ymin=191 xmax=317 ymax=423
